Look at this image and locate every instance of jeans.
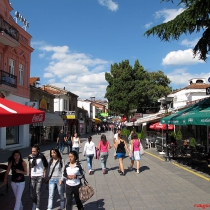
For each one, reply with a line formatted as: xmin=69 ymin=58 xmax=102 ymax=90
xmin=86 ymin=154 xmax=94 ymax=170
xmin=66 ymin=141 xmax=72 ymax=154
xmin=66 ymin=184 xmax=83 ymax=210
xmin=100 ymin=153 xmax=108 ymax=169
xmin=30 ymin=176 xmax=43 ymax=209
xmin=72 ymin=147 xmax=79 ymax=155
xmin=11 ymin=181 xmax=25 ymax=210
xmin=59 ymin=142 xmax=65 ymax=153
xmin=47 ymin=178 xmax=65 ymax=210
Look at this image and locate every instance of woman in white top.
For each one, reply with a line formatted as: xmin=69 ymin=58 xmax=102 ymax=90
xmin=83 ymin=136 xmax=95 ymax=175
xmin=63 ymin=151 xmax=84 ymax=210
xmin=72 ymin=133 xmax=82 ymax=156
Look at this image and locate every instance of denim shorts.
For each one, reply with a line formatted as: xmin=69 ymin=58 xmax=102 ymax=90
xmin=116 ymin=153 xmax=125 ymax=159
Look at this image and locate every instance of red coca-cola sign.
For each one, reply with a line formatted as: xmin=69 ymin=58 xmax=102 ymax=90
xmin=32 ymin=114 xmax=44 ymax=122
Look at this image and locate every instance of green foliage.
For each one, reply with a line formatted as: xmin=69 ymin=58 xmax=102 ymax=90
xmin=138 ymin=129 xmax=146 ymax=140
xmin=105 ymin=60 xmax=171 ymax=118
xmin=176 ymin=130 xmax=183 ymax=141
xmin=190 ymin=137 xmax=197 ymax=147
xmin=121 ymin=128 xmax=130 ymax=137
xmin=144 ymin=0 xmax=210 ymax=61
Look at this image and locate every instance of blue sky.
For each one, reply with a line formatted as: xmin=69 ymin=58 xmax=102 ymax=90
xmin=9 ymin=0 xmax=210 ymax=100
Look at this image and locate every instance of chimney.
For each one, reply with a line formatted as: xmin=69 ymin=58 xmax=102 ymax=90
xmin=90 ymin=97 xmax=95 ymax=102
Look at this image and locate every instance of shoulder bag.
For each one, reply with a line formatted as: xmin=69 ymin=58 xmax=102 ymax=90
xmin=45 ymin=160 xmax=59 ymax=186
xmin=77 ymin=163 xmax=94 ymax=202
xmin=140 ymin=141 xmax=145 ymax=156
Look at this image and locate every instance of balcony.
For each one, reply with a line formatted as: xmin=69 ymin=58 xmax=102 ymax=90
xmin=0 ymin=70 xmax=17 ymax=91
xmin=0 ymin=18 xmax=20 ymax=47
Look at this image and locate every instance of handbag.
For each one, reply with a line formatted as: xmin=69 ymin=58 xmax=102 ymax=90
xmin=140 ymin=142 xmax=145 ymax=155
xmin=79 ymin=178 xmax=94 ymax=202
xmin=95 ymin=147 xmax=100 ymax=160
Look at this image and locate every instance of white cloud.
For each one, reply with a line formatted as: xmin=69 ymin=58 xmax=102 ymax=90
xmin=97 ymin=0 xmax=118 ymax=12
xmin=43 ymin=73 xmax=54 ymax=78
xmin=155 ymin=8 xmax=185 ymax=23
xmin=180 ymin=38 xmax=199 ymax=48
xmin=167 ymin=68 xmax=210 ymax=87
xmin=162 ymin=49 xmax=205 ymax=66
xmin=33 ymin=42 xmax=110 ymax=99
xmin=145 ymin=22 xmax=153 ymax=29
xmin=39 ymin=53 xmax=45 ymax=58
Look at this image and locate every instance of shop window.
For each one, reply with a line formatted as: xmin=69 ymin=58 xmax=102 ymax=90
xmin=6 ymin=126 xmax=19 ymax=145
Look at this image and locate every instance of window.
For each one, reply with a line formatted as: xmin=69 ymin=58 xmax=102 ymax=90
xmin=9 ymin=59 xmax=15 ymax=75
xmin=6 ymin=126 xmax=19 ymax=145
xmin=64 ymin=99 xmax=68 ymax=109
xmin=19 ymin=64 xmax=24 ymax=86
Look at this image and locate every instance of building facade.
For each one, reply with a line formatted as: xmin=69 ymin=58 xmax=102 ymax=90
xmin=0 ymin=0 xmax=33 ymax=149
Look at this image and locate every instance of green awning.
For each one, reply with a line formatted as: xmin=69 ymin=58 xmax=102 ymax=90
xmin=161 ymin=97 xmax=210 ymax=125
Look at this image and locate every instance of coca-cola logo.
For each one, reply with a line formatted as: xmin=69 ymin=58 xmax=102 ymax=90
xmin=32 ymin=114 xmax=44 ymax=122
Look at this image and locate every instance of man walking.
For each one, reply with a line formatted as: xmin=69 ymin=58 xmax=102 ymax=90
xmin=57 ymin=129 xmax=67 ymax=155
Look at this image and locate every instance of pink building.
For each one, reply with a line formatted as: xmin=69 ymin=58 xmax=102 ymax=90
xmin=0 ymin=0 xmax=34 ymax=149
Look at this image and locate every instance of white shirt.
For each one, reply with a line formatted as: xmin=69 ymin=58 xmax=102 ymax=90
xmin=114 ymin=133 xmax=119 ymax=142
xmin=83 ymin=141 xmax=95 ymax=156
xmin=65 ymin=164 xmax=82 ymax=186
xmin=30 ymin=158 xmax=45 ymax=177
xmin=72 ymin=137 xmax=79 ymax=148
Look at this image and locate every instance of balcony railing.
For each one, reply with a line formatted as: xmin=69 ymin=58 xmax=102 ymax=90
xmin=0 ymin=70 xmax=17 ymax=88
xmin=0 ymin=18 xmax=19 ymax=42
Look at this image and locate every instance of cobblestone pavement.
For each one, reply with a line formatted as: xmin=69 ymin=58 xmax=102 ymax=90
xmin=0 ymin=131 xmax=210 ymax=210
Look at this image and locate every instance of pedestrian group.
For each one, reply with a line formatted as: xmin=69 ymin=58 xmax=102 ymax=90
xmin=4 ymin=129 xmax=142 ymax=210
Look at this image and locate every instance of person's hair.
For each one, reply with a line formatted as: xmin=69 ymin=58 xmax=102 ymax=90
xmin=88 ymin=136 xmax=92 ymax=143
xmin=49 ymin=148 xmax=63 ymax=168
xmin=101 ymin=134 xmax=107 ymax=145
xmin=32 ymin=144 xmax=40 ymax=151
xmin=69 ymin=150 xmax=79 ymax=161
xmin=8 ymin=150 xmax=23 ymax=163
xmin=132 ymin=133 xmax=138 ymax=139
xmin=118 ymin=134 xmax=123 ymax=139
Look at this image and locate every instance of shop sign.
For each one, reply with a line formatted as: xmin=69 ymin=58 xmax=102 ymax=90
xmin=39 ymin=99 xmax=47 ymax=110
xmin=63 ymin=111 xmax=76 ymax=119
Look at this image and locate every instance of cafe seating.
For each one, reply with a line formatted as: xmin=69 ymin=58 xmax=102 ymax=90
xmin=0 ymin=164 xmax=8 ymax=195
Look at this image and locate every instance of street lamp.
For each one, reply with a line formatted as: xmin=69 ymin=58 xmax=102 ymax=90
xmin=160 ymin=96 xmax=174 ymax=162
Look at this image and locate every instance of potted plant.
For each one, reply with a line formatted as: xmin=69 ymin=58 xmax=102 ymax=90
xmin=175 ymin=130 xmax=183 ymax=146
xmin=189 ymin=137 xmax=197 ymax=148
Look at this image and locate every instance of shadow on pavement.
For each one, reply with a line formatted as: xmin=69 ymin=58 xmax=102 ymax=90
xmin=84 ymin=199 xmax=105 ymax=210
xmin=140 ymin=165 xmax=150 ymax=172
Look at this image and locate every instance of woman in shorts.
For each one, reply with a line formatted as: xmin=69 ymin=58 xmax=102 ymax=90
xmin=114 ymin=134 xmax=130 ymax=176
xmin=129 ymin=133 xmax=141 ymax=173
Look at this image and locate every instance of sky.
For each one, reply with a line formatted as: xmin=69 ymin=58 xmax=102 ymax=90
xmin=9 ymin=0 xmax=210 ymax=100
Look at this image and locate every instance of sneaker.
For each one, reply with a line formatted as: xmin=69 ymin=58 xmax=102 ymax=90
xmin=136 ymin=170 xmax=140 ymax=174
xmin=103 ymin=169 xmax=106 ymax=174
xmin=89 ymin=170 xmax=92 ymax=175
xmin=32 ymin=203 xmax=36 ymax=210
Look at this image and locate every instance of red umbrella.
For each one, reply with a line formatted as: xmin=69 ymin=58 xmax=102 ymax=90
xmin=149 ymin=122 xmax=174 ymax=130
xmin=0 ymin=98 xmax=45 ymax=127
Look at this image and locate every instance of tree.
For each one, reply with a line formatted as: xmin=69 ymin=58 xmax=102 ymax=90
xmin=144 ymin=0 xmax=210 ymax=61
xmin=105 ymin=59 xmax=171 ymax=119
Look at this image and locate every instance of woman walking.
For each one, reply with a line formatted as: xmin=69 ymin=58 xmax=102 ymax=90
xmin=47 ymin=148 xmax=65 ymax=210
xmin=72 ymin=133 xmax=82 ymax=155
xmin=98 ymin=134 xmax=112 ymax=174
xmin=128 ymin=133 xmax=141 ymax=173
xmin=114 ymin=134 xmax=130 ymax=176
xmin=83 ymin=136 xmax=95 ymax=175
xmin=4 ymin=150 xmax=27 ymax=210
xmin=63 ymin=151 xmax=84 ymax=210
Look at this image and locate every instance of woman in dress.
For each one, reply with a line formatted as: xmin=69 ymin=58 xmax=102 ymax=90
xmin=4 ymin=150 xmax=27 ymax=210
xmin=63 ymin=151 xmax=84 ymax=210
xmin=114 ymin=134 xmax=130 ymax=176
xmin=72 ymin=133 xmax=82 ymax=156
xmin=47 ymin=148 xmax=65 ymax=210
xmin=83 ymin=136 xmax=95 ymax=175
xmin=128 ymin=133 xmax=141 ymax=173
xmin=98 ymin=134 xmax=112 ymax=174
